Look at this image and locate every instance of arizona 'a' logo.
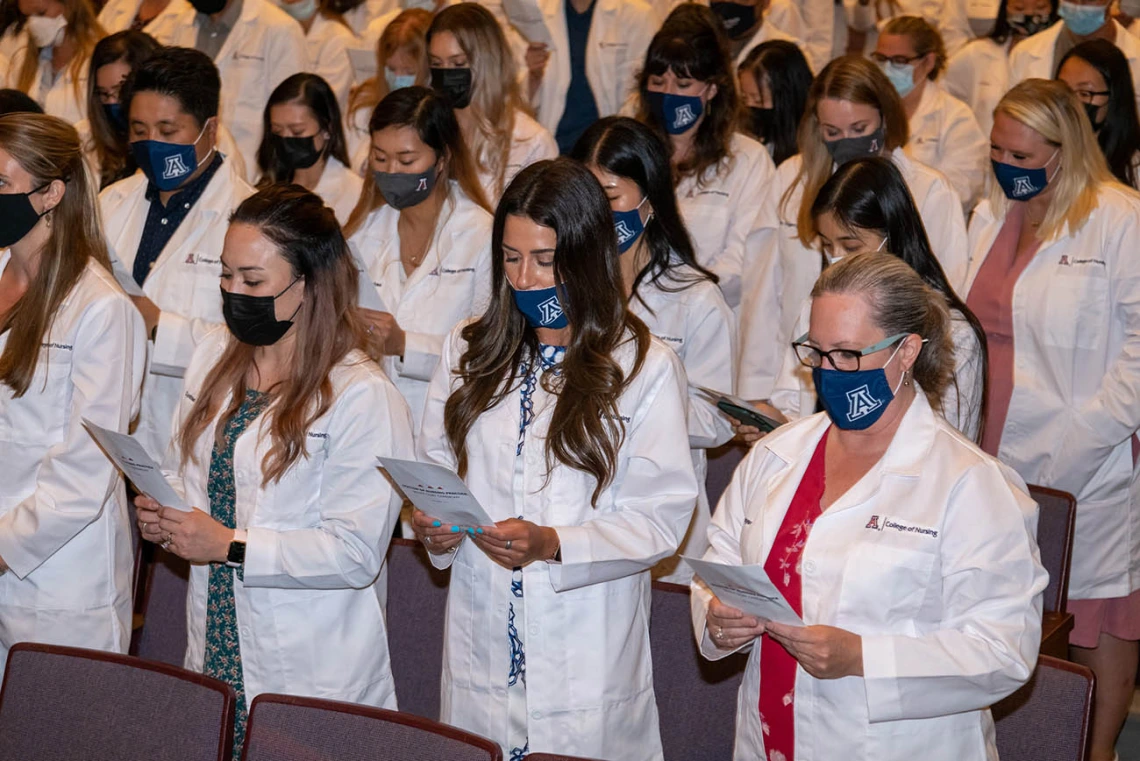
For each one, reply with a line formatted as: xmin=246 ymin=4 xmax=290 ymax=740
xmin=869 ymin=136 xmax=881 ymax=152
xmin=163 ymin=154 xmax=189 ymax=180
xmin=415 ymin=177 xmax=428 ymax=191
xmin=615 ymin=220 xmax=635 ymax=245
xmin=673 ymin=104 xmax=696 ymax=130
xmin=185 ymin=253 xmax=196 ymax=264
xmin=866 ymin=515 xmax=881 ymax=530
xmin=846 ymin=384 xmax=882 ymax=422
xmin=538 ymin=295 xmax=563 ymax=325
xmin=1013 ymin=176 xmax=1037 ymax=197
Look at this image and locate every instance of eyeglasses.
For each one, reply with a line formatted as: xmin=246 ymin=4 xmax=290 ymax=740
xmin=870 ymin=52 xmax=924 ymax=66
xmin=792 ymin=332 xmax=907 ymax=372
xmin=1073 ymin=88 xmax=1110 ymax=103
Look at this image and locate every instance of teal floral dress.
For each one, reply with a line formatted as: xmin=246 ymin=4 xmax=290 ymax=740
xmin=203 ymin=389 xmax=269 ymax=758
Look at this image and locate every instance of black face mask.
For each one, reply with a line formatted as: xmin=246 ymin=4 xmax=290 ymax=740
xmin=1083 ymin=101 xmax=1106 ymax=132
xmin=430 ymin=67 xmax=473 ymax=109
xmin=220 ymin=278 xmax=302 ymax=346
xmin=189 ymin=0 xmax=227 ymax=14
xmin=272 ymin=134 xmax=323 ymax=171
xmin=0 ymin=184 xmax=49 ymax=248
xmin=1007 ymin=13 xmax=1052 ymax=35
xmin=710 ymin=1 xmax=757 ymax=39
xmin=748 ymin=106 xmax=776 ymax=144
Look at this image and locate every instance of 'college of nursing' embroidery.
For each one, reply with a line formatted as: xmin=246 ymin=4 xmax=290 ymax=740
xmin=866 ymin=514 xmax=938 ymax=538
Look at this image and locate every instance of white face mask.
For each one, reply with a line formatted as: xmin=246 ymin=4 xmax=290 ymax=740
xmin=26 ymin=13 xmax=67 ymax=48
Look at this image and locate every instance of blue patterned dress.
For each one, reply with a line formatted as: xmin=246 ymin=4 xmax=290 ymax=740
xmin=203 ymin=389 xmax=269 ymax=759
xmin=507 ymin=344 xmax=565 ymax=761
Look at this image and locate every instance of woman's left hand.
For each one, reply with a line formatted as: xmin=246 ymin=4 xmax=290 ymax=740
xmin=764 ymin=622 xmax=863 ymax=679
xmin=361 ymin=309 xmax=406 ymax=358
xmin=157 ymin=507 xmax=233 ymax=564
xmin=473 ymin=518 xmax=559 ymax=568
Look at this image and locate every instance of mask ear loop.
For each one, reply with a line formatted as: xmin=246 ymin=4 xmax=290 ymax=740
xmin=890 ymin=337 xmax=930 ymax=393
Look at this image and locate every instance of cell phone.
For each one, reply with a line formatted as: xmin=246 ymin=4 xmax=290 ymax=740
xmin=716 ymin=400 xmax=781 ymax=433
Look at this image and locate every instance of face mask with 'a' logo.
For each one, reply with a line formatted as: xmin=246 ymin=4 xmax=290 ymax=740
xmin=648 ymin=90 xmax=706 ymax=135
xmin=130 ymin=121 xmax=213 ymax=192
xmin=510 ymin=281 xmax=570 ymax=329
xmin=811 ymin=340 xmax=905 ymax=430
xmin=372 ymin=165 xmax=438 ymax=209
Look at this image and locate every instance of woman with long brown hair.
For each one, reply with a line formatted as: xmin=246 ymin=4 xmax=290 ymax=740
xmin=0 ymin=112 xmax=145 ymax=676
xmin=135 ymin=184 xmax=414 ymax=758
xmin=411 ymin=158 xmax=698 ymax=761
xmin=345 ymin=84 xmax=492 ymax=430
xmin=7 ymin=0 xmax=105 ymax=124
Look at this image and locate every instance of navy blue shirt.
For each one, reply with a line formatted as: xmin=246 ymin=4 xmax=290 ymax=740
xmin=554 ymin=0 xmax=600 ymax=154
xmin=132 ymin=152 xmax=224 ymax=287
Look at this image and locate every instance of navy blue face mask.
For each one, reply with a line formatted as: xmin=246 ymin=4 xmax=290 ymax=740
xmin=648 ymin=90 xmax=706 ymax=135
xmin=811 ymin=338 xmax=906 ymax=430
xmin=612 ymin=196 xmax=649 ymax=254
xmin=511 ymin=283 xmax=569 ymax=329
xmin=991 ymin=149 xmax=1059 ymax=201
xmin=131 ymin=121 xmax=212 ymax=192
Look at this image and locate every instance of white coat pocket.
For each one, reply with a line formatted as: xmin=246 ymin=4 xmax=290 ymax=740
xmin=836 ymin=543 xmax=936 ymax=635
xmin=1042 ymin=269 xmax=1108 ymax=350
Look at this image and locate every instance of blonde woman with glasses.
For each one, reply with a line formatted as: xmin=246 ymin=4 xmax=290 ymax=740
xmin=427 ymin=2 xmax=556 ymax=204
xmin=965 ymin=78 xmax=1140 ymax=761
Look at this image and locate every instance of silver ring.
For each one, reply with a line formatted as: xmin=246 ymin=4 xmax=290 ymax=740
xmin=715 ymin=626 xmax=724 ymax=640
xmin=161 ymin=537 xmax=171 ymax=550
xmin=424 ymin=535 xmax=433 ymax=545
xmin=505 ymin=539 xmax=513 ymax=550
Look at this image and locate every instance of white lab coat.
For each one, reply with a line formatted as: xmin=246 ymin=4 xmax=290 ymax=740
xmin=783 ymin=0 xmax=834 ymax=73
xmin=530 ymin=0 xmax=658 ymax=135
xmin=168 ymin=327 xmax=414 ymax=710
xmin=163 ymin=0 xmax=307 ymax=181
xmin=733 ymin=21 xmax=804 ymax=71
xmin=99 ymin=158 xmax=255 ymax=458
xmin=0 ymin=256 xmax=146 ymax=676
xmin=905 ymin=81 xmax=989 ymax=211
xmin=844 ymin=0 xmax=971 ymax=57
xmin=1010 ymin=20 xmax=1140 ymax=113
xmin=97 ymin=0 xmax=193 ymax=39
xmin=347 ymin=182 xmax=493 ymax=427
xmin=476 ymin=110 xmax=558 ymax=205
xmin=419 ymin=326 xmax=698 ymax=760
xmin=677 ymin=132 xmax=775 ymax=311
xmin=965 ymin=186 xmax=1140 ymax=600
xmin=303 ymin=12 xmax=357 ymax=114
xmin=736 ymin=148 xmax=968 ymax=400
xmin=313 ymin=155 xmax=363 ymax=226
xmin=770 ymin=297 xmax=985 ymax=440
xmin=6 ymin=45 xmax=89 ymax=125
xmin=943 ymin=36 xmax=1011 ymax=139
xmin=630 ymin=264 xmax=737 ymax=582
xmin=0 ymin=26 xmax=25 ymax=64
xmin=693 ymin=391 xmax=1046 ymax=761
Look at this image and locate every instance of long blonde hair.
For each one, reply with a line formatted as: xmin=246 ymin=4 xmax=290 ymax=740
xmin=991 ymin=79 xmax=1130 ymax=241
xmin=347 ymin=9 xmax=432 ymax=125
xmin=783 ymin=56 xmax=909 ymax=245
xmin=16 ymin=0 xmax=105 ymax=110
xmin=0 ymin=113 xmax=108 ymax=397
xmin=428 ymin=3 xmax=527 ymax=199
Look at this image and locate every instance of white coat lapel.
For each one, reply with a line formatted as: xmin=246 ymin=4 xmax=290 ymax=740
xmin=754 ymin=416 xmax=830 ymax=564
xmin=145 ymin=161 xmax=234 ymax=287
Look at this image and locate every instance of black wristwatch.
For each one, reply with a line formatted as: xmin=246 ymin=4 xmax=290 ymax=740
xmin=225 ymin=537 xmax=246 ymax=569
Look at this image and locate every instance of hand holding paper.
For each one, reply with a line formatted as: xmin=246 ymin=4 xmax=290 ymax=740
xmin=686 ymin=555 xmax=803 ymax=627
xmin=83 ymin=419 xmax=189 ymax=511
xmin=379 ymin=457 xmax=493 ymax=527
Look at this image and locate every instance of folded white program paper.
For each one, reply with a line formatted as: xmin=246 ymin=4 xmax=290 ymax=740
xmin=378 ymin=457 xmax=494 ymax=527
xmin=83 ymin=419 xmax=190 ymax=511
xmin=685 ymin=556 xmax=804 ymax=627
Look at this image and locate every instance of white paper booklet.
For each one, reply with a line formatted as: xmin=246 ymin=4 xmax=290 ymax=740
xmin=501 ymin=0 xmax=553 ymax=46
xmin=378 ymin=457 xmax=494 ymax=527
xmin=685 ymin=556 xmax=804 ymax=627
xmin=83 ymin=419 xmax=190 ymax=511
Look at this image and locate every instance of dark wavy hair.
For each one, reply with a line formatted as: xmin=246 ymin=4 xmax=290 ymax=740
xmin=179 ymin=184 xmax=367 ymax=485
xmin=636 ymin=3 xmax=740 ymax=183
xmin=571 ymin=116 xmax=717 ymax=312
xmin=256 ymin=73 xmax=351 ymax=188
xmin=1057 ymin=39 xmax=1140 ymax=188
xmin=86 ymin=31 xmax=160 ymax=189
xmin=811 ymin=157 xmax=988 ymax=440
xmin=443 ymin=159 xmax=651 ymax=506
xmin=738 ymin=39 xmax=812 ymax=166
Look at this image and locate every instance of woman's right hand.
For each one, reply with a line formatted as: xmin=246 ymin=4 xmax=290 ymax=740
xmin=410 ymin=508 xmax=466 ymax=555
xmin=525 ymin=42 xmax=549 ymax=99
xmin=707 ymin=595 xmax=767 ymax=649
xmin=135 ymin=495 xmax=165 ymax=544
xmin=729 ymin=401 xmax=787 ymax=446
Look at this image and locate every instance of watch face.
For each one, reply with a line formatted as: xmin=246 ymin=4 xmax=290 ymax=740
xmin=228 ymin=540 xmax=246 ymax=564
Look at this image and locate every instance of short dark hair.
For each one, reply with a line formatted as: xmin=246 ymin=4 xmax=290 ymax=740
xmin=123 ymin=46 xmax=221 ymax=128
xmin=0 ymin=88 xmax=43 ymax=115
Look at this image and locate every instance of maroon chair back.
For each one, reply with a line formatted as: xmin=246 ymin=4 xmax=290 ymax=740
xmin=0 ymin=643 xmax=235 ymax=761
xmin=385 ymin=538 xmax=450 ymax=720
xmin=242 ymin=694 xmax=501 ymax=761
xmin=133 ymin=545 xmax=192 ymax=664
xmin=992 ymin=655 xmax=1094 ymax=761
xmin=1027 ymin=485 xmax=1076 ymax=614
xmin=650 ymin=581 xmax=746 ymax=761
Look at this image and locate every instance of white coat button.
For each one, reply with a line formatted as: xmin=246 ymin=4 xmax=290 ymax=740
xmin=528 ymin=624 xmax=539 ymax=636
xmin=804 ymin=560 xmax=815 ymax=573
xmin=531 ymin=711 xmax=543 ymax=720
xmin=240 ymin=627 xmax=251 ymax=638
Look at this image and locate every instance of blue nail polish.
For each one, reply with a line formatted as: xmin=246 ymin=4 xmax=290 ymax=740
xmin=467 ymin=527 xmax=475 ymax=535
xmin=432 ymin=520 xmax=441 ymax=528
xmin=476 ymin=528 xmax=484 ymax=534
xmin=450 ymin=526 xmax=460 ymax=533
